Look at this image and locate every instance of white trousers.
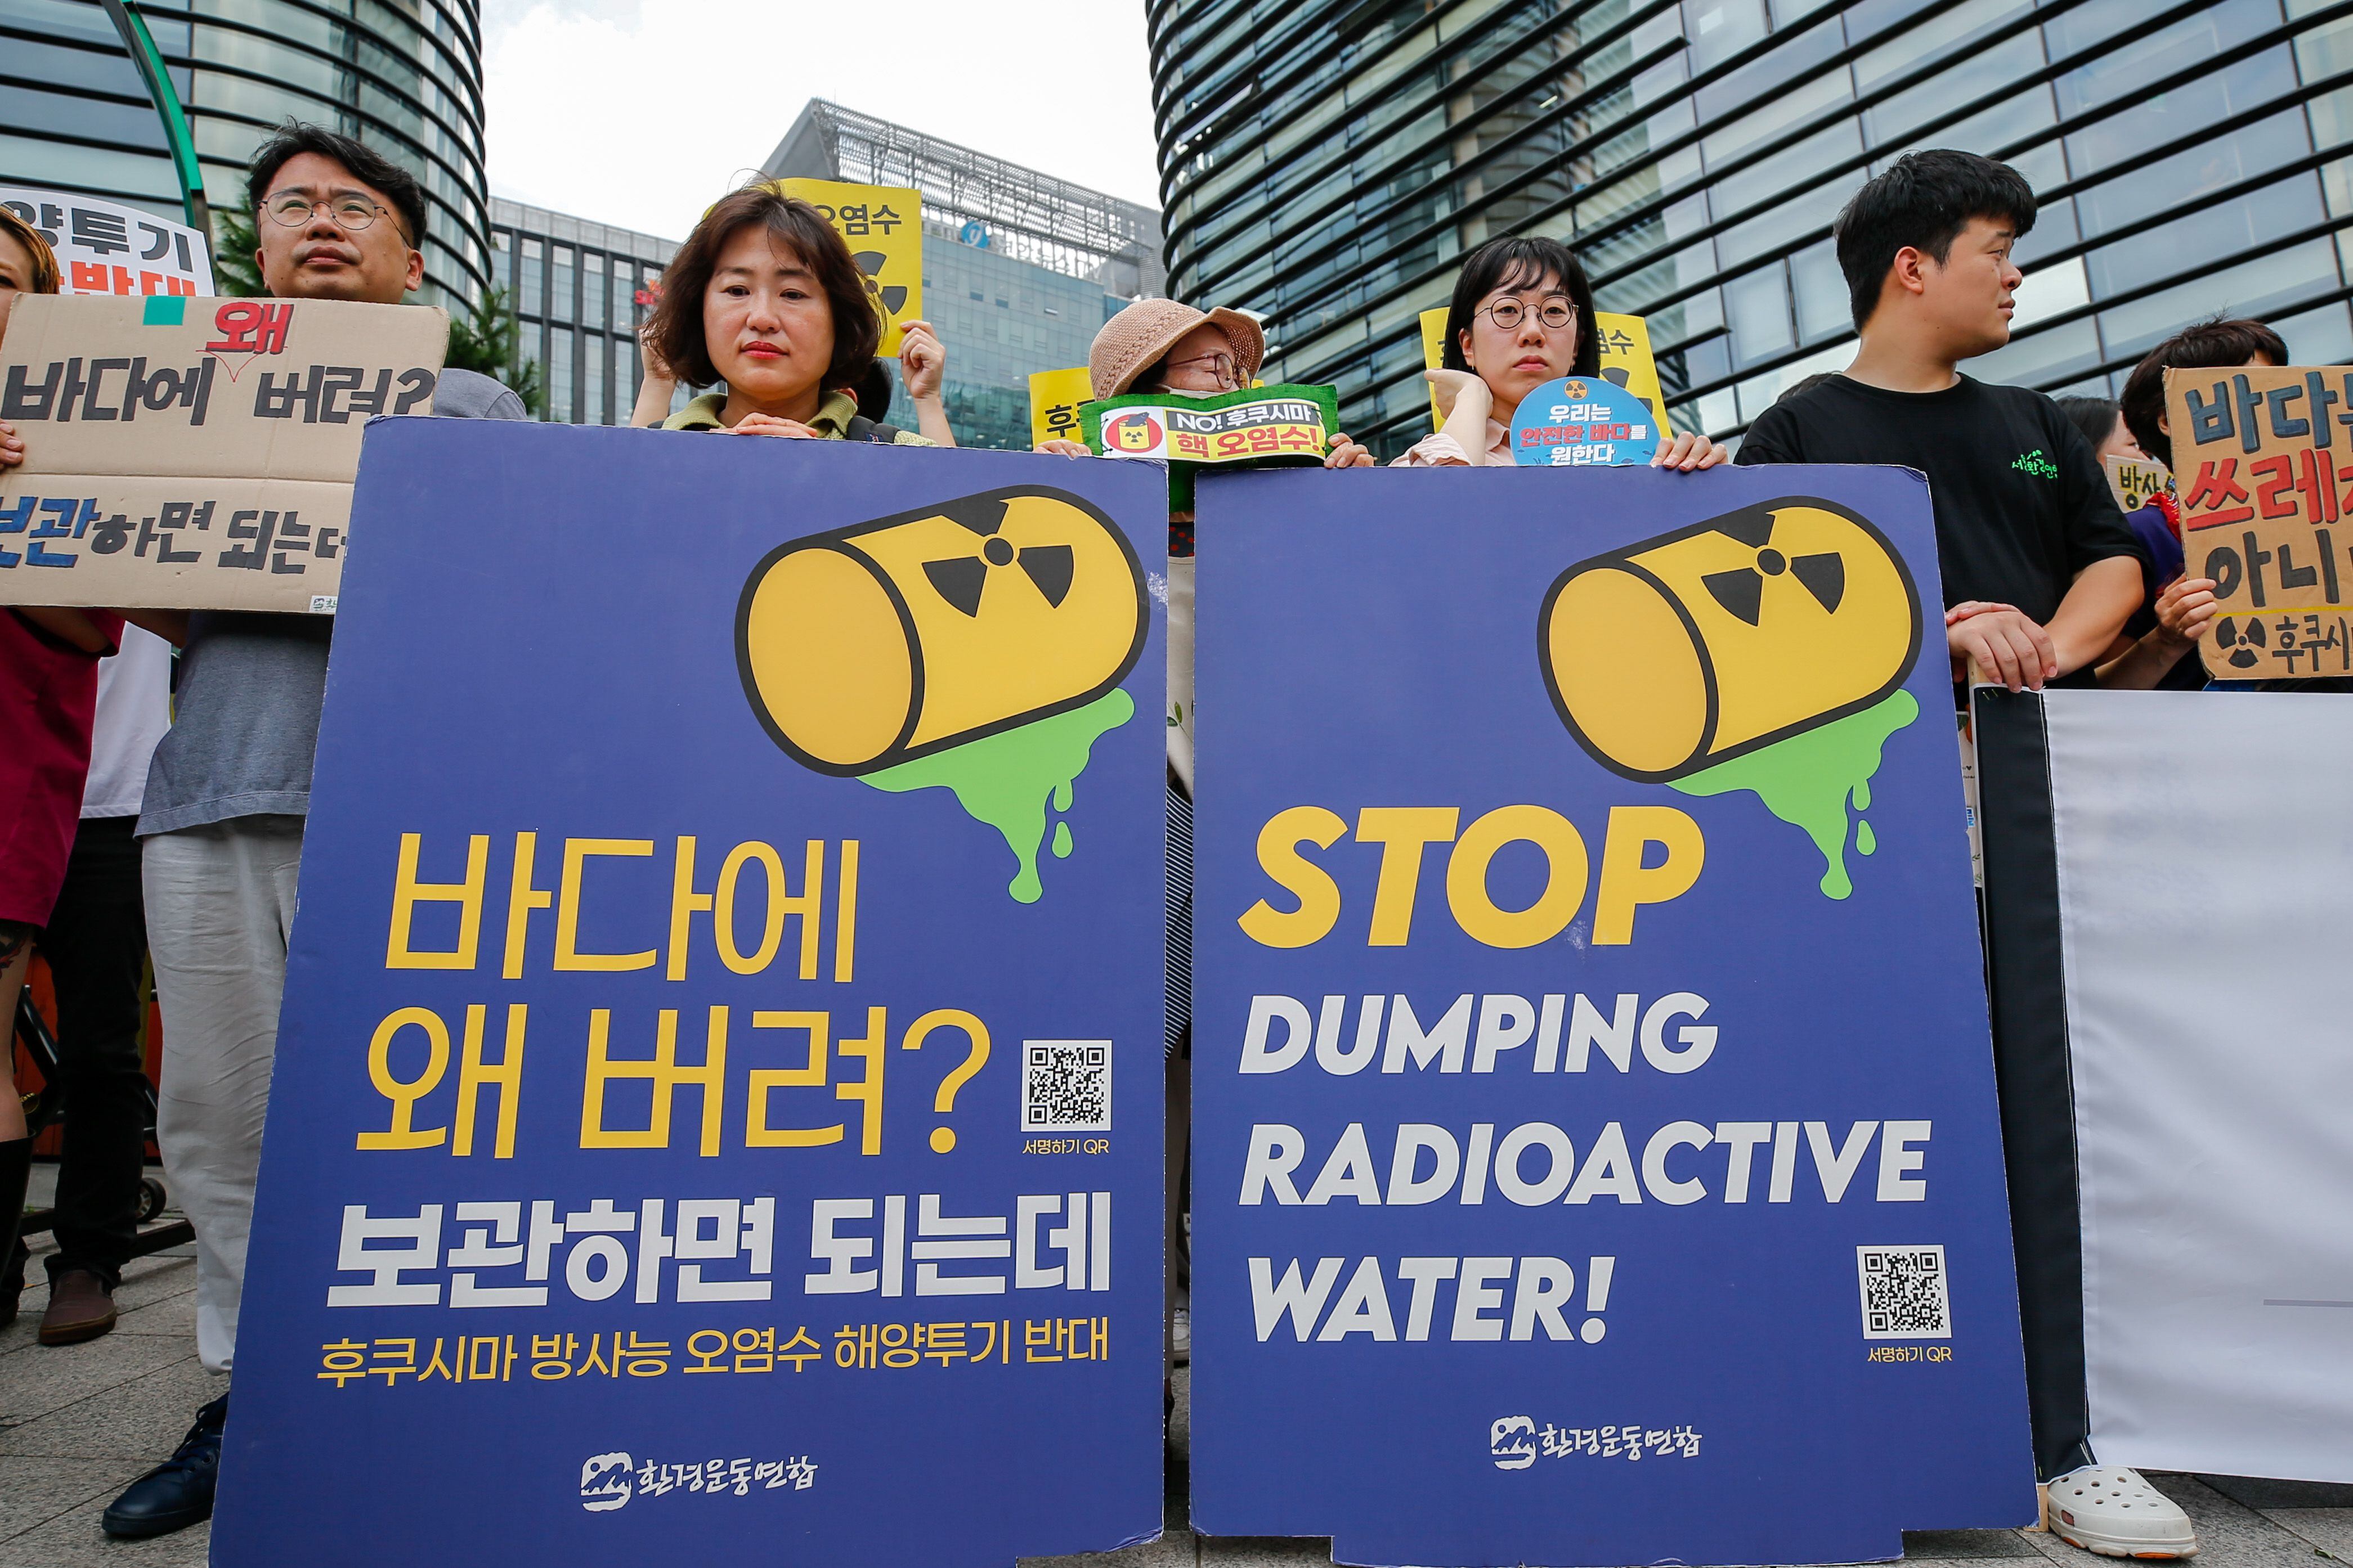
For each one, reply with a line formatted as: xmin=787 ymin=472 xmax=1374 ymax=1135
xmin=143 ymin=816 xmax=304 ymax=1374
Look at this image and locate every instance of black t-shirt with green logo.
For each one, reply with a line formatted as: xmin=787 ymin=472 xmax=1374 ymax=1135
xmin=1736 ymin=374 xmax=2139 ymax=627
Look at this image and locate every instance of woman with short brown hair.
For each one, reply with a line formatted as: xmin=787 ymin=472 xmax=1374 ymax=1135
xmin=643 ymin=186 xmax=930 ymax=444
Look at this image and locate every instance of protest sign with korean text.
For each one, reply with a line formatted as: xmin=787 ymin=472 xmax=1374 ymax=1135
xmin=1030 ymin=365 xmax=1093 ymax=450
xmin=1190 ymin=466 xmax=2033 ymax=1566
xmin=2101 ymin=455 xmax=2172 ymax=516
xmin=211 ymin=426 xmax=1167 ymax=1565
xmin=765 ymin=178 xmax=921 ymax=356
xmin=0 ymin=293 xmax=445 ymax=612
xmin=1508 ymin=375 xmax=1661 ymax=467
xmin=0 ymin=185 xmax=213 ymax=297
xmin=1085 ymin=383 xmax=1339 ymax=507
xmin=2165 ymin=365 xmax=2353 ymax=680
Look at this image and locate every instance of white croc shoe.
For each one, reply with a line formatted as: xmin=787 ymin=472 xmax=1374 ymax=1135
xmin=2045 ymin=1466 xmax=2198 ymax=1558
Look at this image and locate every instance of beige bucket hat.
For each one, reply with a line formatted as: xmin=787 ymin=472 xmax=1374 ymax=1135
xmin=1088 ymin=298 xmax=1266 ymax=399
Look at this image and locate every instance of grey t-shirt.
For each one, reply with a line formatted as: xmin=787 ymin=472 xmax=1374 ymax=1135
xmin=137 ymin=367 xmax=528 ymax=837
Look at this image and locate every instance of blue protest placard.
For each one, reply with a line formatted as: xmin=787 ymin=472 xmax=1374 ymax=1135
xmin=211 ymin=423 xmax=1167 ymax=1563
xmin=1189 ymin=465 xmax=2033 ymax=1566
xmin=1508 ymin=375 xmax=1661 ymax=467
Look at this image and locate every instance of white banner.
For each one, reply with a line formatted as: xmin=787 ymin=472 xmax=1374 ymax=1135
xmin=2045 ymin=690 xmax=2353 ymax=1481
xmin=0 ymin=185 xmax=213 ymax=298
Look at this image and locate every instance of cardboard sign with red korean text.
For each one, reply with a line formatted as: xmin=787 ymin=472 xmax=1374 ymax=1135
xmin=2165 ymin=365 xmax=2353 ymax=680
xmin=0 ymin=293 xmax=446 ymax=612
xmin=2101 ymin=454 xmax=2172 ymax=516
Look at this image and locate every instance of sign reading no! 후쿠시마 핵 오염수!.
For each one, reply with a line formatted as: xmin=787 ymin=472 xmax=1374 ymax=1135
xmin=1188 ymin=464 xmax=2034 ymax=1566
xmin=0 ymin=293 xmax=447 ymax=612
xmin=2164 ymin=364 xmax=2353 ymax=680
xmin=209 ymin=425 xmax=1168 ymax=1565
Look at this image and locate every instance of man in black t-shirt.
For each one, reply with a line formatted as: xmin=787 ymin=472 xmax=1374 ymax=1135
xmin=1742 ymin=151 xmax=2189 ymax=1558
xmin=1738 ymin=151 xmax=2141 ymax=695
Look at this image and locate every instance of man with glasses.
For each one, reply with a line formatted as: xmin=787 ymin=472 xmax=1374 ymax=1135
xmin=100 ymin=123 xmax=526 ymax=1541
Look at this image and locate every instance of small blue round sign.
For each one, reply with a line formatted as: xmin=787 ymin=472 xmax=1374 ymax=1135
xmin=1507 ymin=375 xmax=1661 ymax=467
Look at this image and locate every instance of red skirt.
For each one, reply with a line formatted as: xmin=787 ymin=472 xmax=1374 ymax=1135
xmin=0 ymin=609 xmax=120 ymax=928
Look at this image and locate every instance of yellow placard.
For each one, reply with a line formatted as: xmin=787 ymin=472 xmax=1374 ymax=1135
xmin=1029 ymin=366 xmax=1094 ymax=450
xmin=764 ymin=178 xmax=922 ymax=356
xmin=1419 ymin=305 xmax=1449 ymax=428
xmin=1594 ymin=312 xmax=1671 ymax=435
xmin=1420 ymin=305 xmax=1671 ymax=435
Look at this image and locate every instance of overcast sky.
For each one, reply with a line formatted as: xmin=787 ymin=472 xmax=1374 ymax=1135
xmin=482 ymin=0 xmax=1166 ymax=242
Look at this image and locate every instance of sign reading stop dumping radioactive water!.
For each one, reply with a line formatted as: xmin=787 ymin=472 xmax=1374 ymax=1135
xmin=213 ymin=425 xmax=1167 ymax=1565
xmin=1189 ymin=464 xmax=2034 ymax=1566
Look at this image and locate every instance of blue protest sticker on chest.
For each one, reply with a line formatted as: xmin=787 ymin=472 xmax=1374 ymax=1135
xmin=1509 ymin=376 xmax=1661 ymax=467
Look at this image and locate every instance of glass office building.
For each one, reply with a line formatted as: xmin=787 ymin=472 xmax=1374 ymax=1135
xmin=765 ymin=100 xmax=1163 ymax=450
xmin=1152 ymin=0 xmax=2353 ymax=455
xmin=489 ymin=198 xmax=676 ymax=425
xmin=2 ymin=0 xmax=493 ymax=307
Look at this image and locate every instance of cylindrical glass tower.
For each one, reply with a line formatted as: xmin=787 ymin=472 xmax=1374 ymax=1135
xmin=1151 ymin=0 xmax=2353 ymax=457
xmin=2 ymin=0 xmax=492 ymax=306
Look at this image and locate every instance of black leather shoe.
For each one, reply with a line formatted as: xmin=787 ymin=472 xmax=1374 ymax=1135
xmin=102 ymin=1394 xmax=227 ymax=1538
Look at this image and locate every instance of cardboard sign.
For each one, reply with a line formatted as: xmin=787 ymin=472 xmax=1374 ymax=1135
xmin=1420 ymin=306 xmax=1673 ymax=434
xmin=1508 ymin=375 xmax=1661 ymax=466
xmin=0 ymin=293 xmax=446 ymax=611
xmin=1190 ymin=466 xmax=2034 ymax=1565
xmin=2164 ymin=365 xmax=2353 ymax=680
xmin=0 ymin=185 xmax=214 ymax=298
xmin=1029 ymin=365 xmax=1092 ymax=450
xmin=1084 ymin=383 xmax=1339 ymax=509
xmin=2102 ymin=454 xmax=2172 ymax=515
xmin=764 ymin=178 xmax=921 ymax=356
xmin=212 ymin=428 xmax=1168 ymax=1562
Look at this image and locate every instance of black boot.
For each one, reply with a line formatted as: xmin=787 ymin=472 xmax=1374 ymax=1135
xmin=104 ymin=1394 xmax=227 ymax=1538
xmin=0 ymin=1136 xmax=30 ymax=1328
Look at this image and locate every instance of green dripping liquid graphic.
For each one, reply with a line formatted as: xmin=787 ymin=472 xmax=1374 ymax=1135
xmin=1668 ymin=689 xmax=1919 ymax=900
xmin=862 ymin=689 xmax=1134 ymax=904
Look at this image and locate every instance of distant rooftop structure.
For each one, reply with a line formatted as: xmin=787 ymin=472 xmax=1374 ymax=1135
xmin=490 ymin=197 xmax=677 ymax=268
xmin=764 ymin=100 xmax=1164 ymax=300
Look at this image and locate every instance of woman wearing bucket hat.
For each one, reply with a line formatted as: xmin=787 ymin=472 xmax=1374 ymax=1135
xmin=1402 ymin=235 xmax=1729 ymax=470
xmin=1042 ymin=298 xmax=1375 ymax=474
xmin=1043 ymin=296 xmax=1375 ymax=1392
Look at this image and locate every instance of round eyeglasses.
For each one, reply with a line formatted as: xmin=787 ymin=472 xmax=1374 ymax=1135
xmin=1479 ymin=298 xmax=1576 ymax=333
xmin=262 ymin=192 xmax=395 ymax=233
xmin=1163 ymin=350 xmax=1243 ymax=389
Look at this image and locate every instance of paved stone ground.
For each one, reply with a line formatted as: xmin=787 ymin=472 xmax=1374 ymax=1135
xmin=5 ymin=1167 xmax=2349 ymax=1567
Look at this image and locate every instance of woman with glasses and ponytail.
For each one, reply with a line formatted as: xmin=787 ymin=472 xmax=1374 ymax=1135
xmin=1399 ymin=235 xmax=1728 ymax=470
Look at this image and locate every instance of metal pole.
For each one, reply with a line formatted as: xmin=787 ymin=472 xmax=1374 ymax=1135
xmin=98 ymin=0 xmax=210 ymax=239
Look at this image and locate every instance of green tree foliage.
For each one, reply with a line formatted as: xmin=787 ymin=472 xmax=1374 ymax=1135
xmin=446 ymin=286 xmax=545 ymax=417
xmin=208 ymin=206 xmax=265 ymax=298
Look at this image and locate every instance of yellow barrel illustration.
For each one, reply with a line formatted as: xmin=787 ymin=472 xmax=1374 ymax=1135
xmin=737 ymin=486 xmax=1147 ymax=776
xmin=1539 ymin=497 xmax=1922 ymax=781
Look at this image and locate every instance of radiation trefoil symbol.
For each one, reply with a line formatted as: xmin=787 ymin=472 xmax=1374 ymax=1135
xmin=1539 ymin=496 xmax=1926 ymax=900
xmin=853 ymin=250 xmax=907 ymax=319
xmin=919 ymin=510 xmax=1074 ymax=619
xmin=1695 ymin=507 xmax=1848 ymax=630
xmin=737 ymin=486 xmax=1148 ymax=904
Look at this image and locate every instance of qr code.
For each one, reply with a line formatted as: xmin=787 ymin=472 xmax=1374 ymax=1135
xmin=1022 ymin=1041 xmax=1111 ymax=1132
xmin=1857 ymin=1245 xmax=1951 ymax=1338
